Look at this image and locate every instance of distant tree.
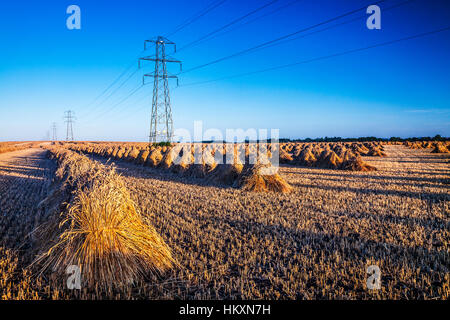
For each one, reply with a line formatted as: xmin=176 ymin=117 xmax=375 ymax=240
xmin=152 ymin=141 xmax=171 ymax=147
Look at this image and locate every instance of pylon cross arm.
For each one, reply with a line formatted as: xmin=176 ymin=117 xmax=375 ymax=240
xmin=140 ymin=57 xmax=181 ymax=63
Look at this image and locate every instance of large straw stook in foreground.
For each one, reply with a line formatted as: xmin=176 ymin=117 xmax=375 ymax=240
xmin=34 ymin=148 xmax=174 ymax=290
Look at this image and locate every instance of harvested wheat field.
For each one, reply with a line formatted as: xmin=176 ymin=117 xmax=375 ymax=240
xmin=0 ymin=143 xmax=449 ymax=300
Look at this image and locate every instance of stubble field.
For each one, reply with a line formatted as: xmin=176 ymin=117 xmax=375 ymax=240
xmin=0 ymin=142 xmax=448 ymax=299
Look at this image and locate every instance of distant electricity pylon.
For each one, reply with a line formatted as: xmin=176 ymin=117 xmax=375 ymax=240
xmin=139 ymin=36 xmax=182 ymax=143
xmin=51 ymin=122 xmax=58 ymax=142
xmin=64 ymin=110 xmax=76 ymax=141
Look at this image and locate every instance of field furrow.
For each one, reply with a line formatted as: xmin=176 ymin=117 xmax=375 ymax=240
xmin=0 ymin=148 xmax=55 ymax=253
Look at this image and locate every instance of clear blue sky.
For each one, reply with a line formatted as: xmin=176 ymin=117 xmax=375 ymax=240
xmin=0 ymin=0 xmax=449 ymax=141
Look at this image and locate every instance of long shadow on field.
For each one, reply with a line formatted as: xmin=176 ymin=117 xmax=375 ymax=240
xmin=266 ymin=192 xmax=449 ymax=236
xmin=139 ymin=203 xmax=448 ymax=299
xmin=207 ymin=212 xmax=448 ymax=261
xmin=291 ymin=182 xmax=450 ymax=203
xmin=396 ymin=159 xmax=448 ymax=164
xmin=298 ymin=176 xmax=450 ymax=191
xmin=327 ymin=207 xmax=449 ymax=235
xmin=283 ymin=169 xmax=450 ymax=185
xmin=383 ymin=154 xmax=449 ymax=160
xmin=0 ymin=150 xmax=55 ymax=263
xmin=406 ymin=170 xmax=450 ymax=176
xmin=198 ymin=213 xmax=448 ymax=298
xmin=0 ymin=165 xmax=49 ymax=179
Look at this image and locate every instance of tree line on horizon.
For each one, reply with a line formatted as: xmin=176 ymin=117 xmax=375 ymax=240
xmin=198 ymin=134 xmax=448 ymax=143
xmin=277 ymin=134 xmax=448 ymax=143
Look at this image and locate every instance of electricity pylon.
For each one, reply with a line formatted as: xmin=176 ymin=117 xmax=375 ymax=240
xmin=51 ymin=123 xmax=58 ymax=142
xmin=139 ymin=36 xmax=181 ymax=143
xmin=64 ymin=110 xmax=76 ymax=141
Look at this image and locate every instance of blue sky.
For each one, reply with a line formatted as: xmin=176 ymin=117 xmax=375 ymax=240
xmin=0 ymin=0 xmax=449 ymax=141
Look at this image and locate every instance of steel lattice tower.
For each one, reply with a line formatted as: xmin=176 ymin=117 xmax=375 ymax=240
xmin=64 ymin=110 xmax=76 ymax=141
xmin=139 ymin=36 xmax=181 ymax=143
xmin=51 ymin=122 xmax=57 ymax=142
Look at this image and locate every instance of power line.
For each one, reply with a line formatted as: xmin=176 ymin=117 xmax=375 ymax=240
xmin=204 ymin=0 xmax=304 ymax=42
xmin=97 ymin=0 xmax=370 ymax=124
xmin=206 ymin=0 xmax=414 ymax=65
xmin=104 ymin=90 xmax=153 ymax=121
xmin=179 ymin=0 xmax=386 ymax=75
xmin=172 ymin=0 xmax=413 ymax=89
xmin=164 ymin=0 xmax=229 ymax=38
xmin=78 ymin=1 xmax=226 ymax=123
xmin=80 ymin=67 xmax=141 ymax=120
xmin=95 ymin=81 xmax=178 ymax=123
xmin=108 ymin=83 xmax=180 ymax=125
xmin=81 ymin=61 xmax=134 ymax=108
xmin=253 ymin=0 xmax=415 ymax=52
xmin=77 ymin=50 xmax=146 ymax=119
xmin=178 ymin=25 xmax=450 ymax=87
xmin=85 ymin=84 xmax=144 ymax=124
xmin=112 ymin=100 xmax=151 ymax=122
xmin=177 ymin=0 xmax=280 ymax=52
xmin=91 ymin=87 xmax=152 ymax=123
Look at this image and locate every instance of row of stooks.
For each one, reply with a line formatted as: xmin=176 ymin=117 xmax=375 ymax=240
xmin=68 ymin=143 xmax=294 ymax=193
xmin=278 ymin=142 xmax=384 ymax=171
xmin=0 ymin=142 xmax=37 ymax=155
xmin=32 ymin=146 xmax=175 ymax=293
xmin=68 ymin=142 xmax=379 ymax=178
xmin=403 ymin=141 xmax=450 ymax=153
xmin=31 ymin=145 xmax=293 ymax=292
